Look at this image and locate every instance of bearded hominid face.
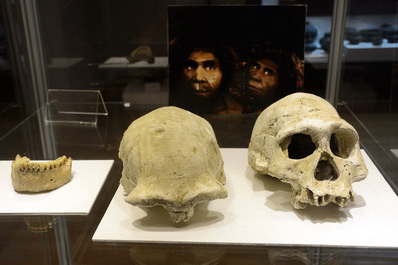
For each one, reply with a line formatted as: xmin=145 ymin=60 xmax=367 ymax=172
xmin=183 ymin=50 xmax=223 ymax=99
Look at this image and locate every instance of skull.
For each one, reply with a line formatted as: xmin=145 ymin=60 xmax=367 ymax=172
xmin=119 ymin=106 xmax=227 ymax=223
xmin=248 ymin=93 xmax=368 ymax=209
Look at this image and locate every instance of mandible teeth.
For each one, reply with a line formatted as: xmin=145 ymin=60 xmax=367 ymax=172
xmin=34 ymin=163 xmax=40 ymax=172
xmin=24 ymin=163 xmax=29 ymax=171
xmin=16 ymin=156 xmax=69 ymax=172
xmin=28 ymin=163 xmax=33 ymax=172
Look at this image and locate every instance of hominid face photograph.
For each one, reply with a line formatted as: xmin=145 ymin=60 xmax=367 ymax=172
xmin=168 ymin=5 xmax=306 ymax=114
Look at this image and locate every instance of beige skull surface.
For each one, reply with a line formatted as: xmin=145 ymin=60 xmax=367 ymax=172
xmin=119 ymin=106 xmax=227 ymax=223
xmin=248 ymin=93 xmax=368 ymax=209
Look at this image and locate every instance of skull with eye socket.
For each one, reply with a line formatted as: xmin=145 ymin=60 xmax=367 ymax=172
xmin=248 ymin=93 xmax=368 ymax=209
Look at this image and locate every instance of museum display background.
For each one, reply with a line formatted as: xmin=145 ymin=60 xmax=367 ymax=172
xmin=0 ymin=0 xmax=398 ymax=264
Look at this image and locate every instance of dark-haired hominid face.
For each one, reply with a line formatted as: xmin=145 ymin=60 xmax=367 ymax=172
xmin=183 ymin=51 xmax=223 ymax=98
xmin=246 ymin=58 xmax=279 ymax=100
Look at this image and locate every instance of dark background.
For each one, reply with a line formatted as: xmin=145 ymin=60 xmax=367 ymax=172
xmin=168 ymin=5 xmax=307 ymax=59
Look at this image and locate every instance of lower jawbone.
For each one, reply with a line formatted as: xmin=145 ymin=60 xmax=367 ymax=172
xmin=11 ymin=154 xmax=72 ymax=192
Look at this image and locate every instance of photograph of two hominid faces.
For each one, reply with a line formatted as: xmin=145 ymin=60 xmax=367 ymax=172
xmin=168 ymin=5 xmax=306 ymax=114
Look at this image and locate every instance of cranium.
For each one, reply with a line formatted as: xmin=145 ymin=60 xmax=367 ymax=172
xmin=248 ymin=93 xmax=368 ymax=209
xmin=119 ymin=106 xmax=227 ymax=223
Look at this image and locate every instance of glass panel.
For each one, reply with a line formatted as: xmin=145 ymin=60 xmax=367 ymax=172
xmin=295 ymin=0 xmax=335 ymax=97
xmin=0 ymin=2 xmax=26 ymax=140
xmin=35 ymin=0 xmax=334 ymax=109
xmin=4 ymin=1 xmax=398 ymax=264
xmin=338 ymin=0 xmax=398 ymax=192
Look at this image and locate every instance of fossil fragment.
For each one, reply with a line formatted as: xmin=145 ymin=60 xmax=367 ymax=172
xmin=248 ymin=92 xmax=368 ymax=209
xmin=126 ymin=45 xmax=155 ymax=64
xmin=11 ymin=155 xmax=72 ymax=192
xmin=119 ymin=106 xmax=227 ymax=223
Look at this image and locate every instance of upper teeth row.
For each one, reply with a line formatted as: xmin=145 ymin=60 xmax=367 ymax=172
xmin=16 ymin=155 xmax=68 ymax=172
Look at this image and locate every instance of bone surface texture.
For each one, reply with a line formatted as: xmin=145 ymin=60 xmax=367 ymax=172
xmin=248 ymin=92 xmax=368 ymax=209
xmin=11 ymin=155 xmax=72 ymax=192
xmin=119 ymin=106 xmax=227 ymax=223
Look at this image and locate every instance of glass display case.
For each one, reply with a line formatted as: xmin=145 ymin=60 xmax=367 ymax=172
xmin=1 ymin=0 xmax=398 ymax=264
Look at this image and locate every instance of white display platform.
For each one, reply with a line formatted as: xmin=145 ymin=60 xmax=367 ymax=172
xmin=391 ymin=149 xmax=398 ymax=159
xmin=100 ymin=57 xmax=168 ymax=68
xmin=0 ymin=160 xmax=114 ymax=215
xmin=93 ymin=149 xmax=398 ymax=248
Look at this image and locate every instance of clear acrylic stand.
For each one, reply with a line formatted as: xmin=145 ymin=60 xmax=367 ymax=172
xmin=45 ymin=89 xmax=108 ymax=125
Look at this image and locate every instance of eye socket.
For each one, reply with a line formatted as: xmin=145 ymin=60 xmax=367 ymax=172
xmin=250 ymin=63 xmax=260 ymax=70
xmin=184 ymin=60 xmax=198 ymax=70
xmin=202 ymin=61 xmax=217 ymax=71
xmin=330 ymin=131 xmax=357 ymax=158
xmin=280 ymin=133 xmax=317 ymax=159
xmin=263 ymin=68 xmax=274 ymax=76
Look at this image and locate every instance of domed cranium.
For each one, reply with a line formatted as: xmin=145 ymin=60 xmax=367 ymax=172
xmin=248 ymin=93 xmax=368 ymax=209
xmin=119 ymin=106 xmax=227 ymax=223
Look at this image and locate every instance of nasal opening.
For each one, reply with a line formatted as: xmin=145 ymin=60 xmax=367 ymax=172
xmin=315 ymin=159 xmax=338 ymax=181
